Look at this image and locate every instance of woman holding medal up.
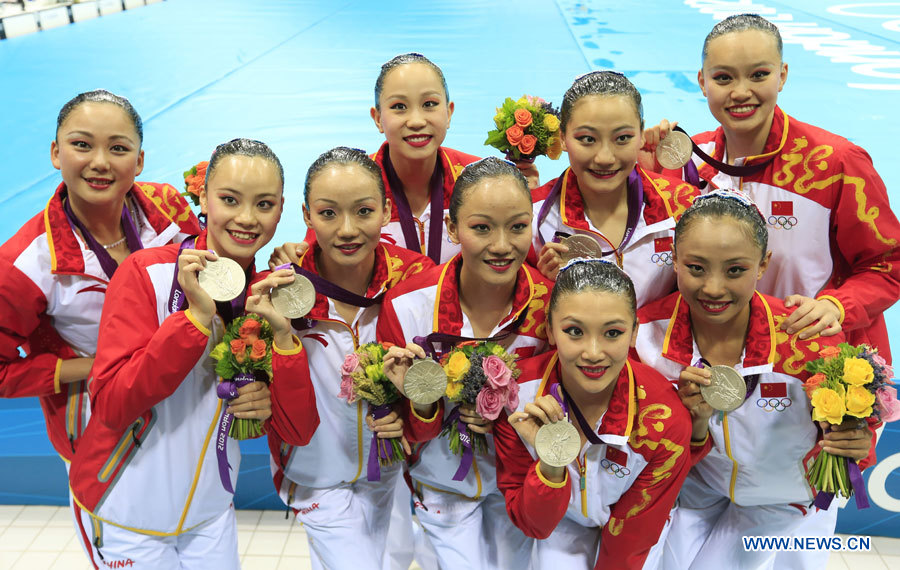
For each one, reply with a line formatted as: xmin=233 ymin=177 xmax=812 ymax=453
xmin=265 ymin=147 xmax=433 ymax=570
xmin=634 ymin=191 xmax=878 ymax=569
xmin=377 ymin=157 xmax=552 ymax=569
xmin=69 ymin=139 xmax=318 ymax=569
xmin=493 ymin=258 xmax=692 ymax=570
xmin=530 ymin=71 xmax=700 ymax=307
xmin=645 ymin=13 xmax=900 ymax=357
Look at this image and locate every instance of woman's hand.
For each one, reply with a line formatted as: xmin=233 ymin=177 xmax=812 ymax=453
xmin=245 ymin=268 xmax=295 ymax=349
xmin=506 ymin=394 xmax=565 ymax=449
xmin=819 ymin=418 xmax=872 ymax=461
xmin=268 ymin=241 xmax=310 ymax=271
xmin=677 ymin=365 xmax=714 ymax=441
xmin=460 ymin=402 xmax=493 ymax=434
xmin=60 ymin=357 xmax=95 ymax=385
xmin=365 ymin=408 xmax=412 ymax=455
xmin=783 ymin=295 xmax=842 ymax=339
xmin=226 ymin=381 xmax=271 ymax=421
xmin=638 ymin=119 xmax=677 ymax=173
xmin=177 ymin=248 xmax=217 ymax=327
xmin=537 ymin=242 xmax=569 ymax=281
xmin=382 ymin=343 xmax=437 ymax=418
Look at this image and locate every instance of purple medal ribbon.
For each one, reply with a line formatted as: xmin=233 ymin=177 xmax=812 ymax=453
xmin=556 ymin=382 xmax=602 ymax=445
xmin=166 ymin=237 xmax=249 ymax=324
xmin=383 ymin=146 xmax=445 ymax=264
xmin=366 ymin=403 xmax=396 ymax=482
xmin=413 ymin=309 xmax=528 ymax=360
xmin=440 ymin=405 xmax=474 ymax=482
xmin=215 ymin=372 xmax=255 ymax=494
xmin=62 ymin=195 xmax=143 ymax=279
xmin=812 ymin=426 xmax=871 ymax=510
xmin=672 ymin=125 xmax=774 ymax=179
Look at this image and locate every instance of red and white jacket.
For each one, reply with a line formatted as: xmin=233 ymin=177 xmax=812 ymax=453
xmin=692 ymin=107 xmax=900 ymax=361
xmin=0 ymin=182 xmax=199 ymax=461
xmin=376 ymin=256 xmax=552 ymax=499
xmin=493 ymin=351 xmax=692 ymax=570
xmin=372 ymin=142 xmax=480 ymax=263
xmin=635 ymin=291 xmax=878 ymax=507
xmin=69 ymin=231 xmax=317 ymax=535
xmin=268 ymin=242 xmax=432 ymax=496
xmin=529 ymin=166 xmax=699 ymax=307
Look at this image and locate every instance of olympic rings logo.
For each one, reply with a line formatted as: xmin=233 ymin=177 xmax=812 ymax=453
xmin=767 ymin=215 xmax=798 ymax=230
xmin=651 ymin=252 xmax=673 ymax=266
xmin=601 ymin=458 xmax=631 ymax=478
xmin=756 ymin=397 xmax=793 ymax=412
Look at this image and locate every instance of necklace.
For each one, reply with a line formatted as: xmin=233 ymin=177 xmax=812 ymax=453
xmin=100 ymin=236 xmax=127 ymax=249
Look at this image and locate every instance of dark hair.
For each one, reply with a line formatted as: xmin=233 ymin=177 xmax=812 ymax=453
xmin=374 ymin=53 xmax=449 ymax=110
xmin=560 ymin=71 xmax=643 ymax=133
xmin=56 ymin=89 xmax=143 ymax=144
xmin=304 ymin=147 xmax=386 ymax=206
xmin=702 ymin=14 xmax=783 ymax=63
xmin=549 ymin=259 xmax=637 ymax=323
xmin=205 ymin=138 xmax=285 ymax=189
xmin=674 ymin=191 xmax=768 ymax=259
xmin=448 ymin=157 xmax=530 ymax=224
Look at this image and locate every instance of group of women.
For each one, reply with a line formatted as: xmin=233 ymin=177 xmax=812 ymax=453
xmin=0 ymin=13 xmax=896 ymax=570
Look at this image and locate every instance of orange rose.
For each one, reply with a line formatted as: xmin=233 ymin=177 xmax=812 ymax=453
xmin=249 ymin=339 xmax=267 ymax=362
xmin=240 ymin=319 xmax=262 ymax=343
xmin=506 ymin=125 xmax=524 ymax=146
xmin=230 ymin=339 xmax=246 ymax=364
xmin=819 ymin=346 xmax=841 ymax=359
xmin=183 ymin=161 xmax=208 ymax=197
xmin=513 ymin=108 xmax=533 ymax=128
xmin=802 ymin=373 xmax=827 ymax=396
xmin=518 ymin=135 xmax=537 ymax=155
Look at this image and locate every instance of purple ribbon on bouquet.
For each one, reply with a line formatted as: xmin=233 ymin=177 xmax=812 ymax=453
xmin=440 ymin=404 xmax=475 ymax=481
xmin=215 ymin=372 xmax=255 ymax=493
xmin=812 ymin=456 xmax=871 ymax=510
xmin=367 ymin=403 xmax=397 ymax=482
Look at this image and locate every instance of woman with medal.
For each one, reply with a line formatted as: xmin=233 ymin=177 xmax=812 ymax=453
xmin=530 ymin=71 xmax=700 ymax=308
xmin=635 ymin=191 xmax=878 ymax=569
xmin=493 ymin=258 xmax=691 ymax=570
xmin=69 ymin=139 xmax=317 ymax=569
xmin=377 ymin=157 xmax=551 ymax=569
xmin=645 ymin=13 xmax=900 ymax=359
xmin=0 ymin=89 xmax=199 ymax=539
xmin=264 ymin=147 xmax=433 ymax=570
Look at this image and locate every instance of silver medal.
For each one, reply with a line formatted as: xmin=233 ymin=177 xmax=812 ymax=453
xmin=560 ymin=234 xmax=604 ymax=263
xmin=271 ymin=273 xmax=316 ymax=318
xmin=655 ymin=130 xmax=694 ymax=170
xmin=404 ymin=359 xmax=448 ymax=405
xmin=535 ymin=418 xmax=581 ymax=468
xmin=197 ymin=257 xmax=246 ymax=302
xmin=700 ymin=365 xmax=747 ymax=412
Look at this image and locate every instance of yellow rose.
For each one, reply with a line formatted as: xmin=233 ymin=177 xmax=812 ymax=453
xmin=845 ymin=385 xmax=875 ymax=418
xmin=446 ymin=380 xmax=464 ymax=400
xmin=516 ymin=96 xmax=528 ymax=107
xmin=493 ymin=109 xmax=505 ymax=130
xmin=543 ymin=114 xmax=560 ymax=132
xmin=547 ymin=135 xmax=563 ymax=160
xmin=445 ymin=352 xmax=471 ymax=382
xmin=811 ymin=387 xmax=846 ymax=424
xmin=843 ymin=357 xmax=874 ymax=386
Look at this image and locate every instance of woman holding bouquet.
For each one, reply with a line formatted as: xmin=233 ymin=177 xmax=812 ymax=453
xmin=69 ymin=139 xmax=318 ymax=569
xmin=377 ymin=157 xmax=552 ymax=569
xmin=493 ymin=258 xmax=692 ymax=569
xmin=265 ymin=147 xmax=433 ymax=570
xmin=530 ymin=71 xmax=701 ymax=307
xmin=634 ymin=191 xmax=878 ymax=569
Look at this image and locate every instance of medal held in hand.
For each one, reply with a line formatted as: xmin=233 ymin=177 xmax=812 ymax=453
xmin=560 ymin=234 xmax=604 ymax=263
xmin=700 ymin=365 xmax=747 ymax=412
xmin=271 ymin=272 xmax=316 ymax=318
xmin=655 ymin=130 xmax=694 ymax=170
xmin=198 ymin=257 xmax=246 ymax=302
xmin=535 ymin=417 xmax=580 ymax=468
xmin=404 ymin=359 xmax=448 ymax=405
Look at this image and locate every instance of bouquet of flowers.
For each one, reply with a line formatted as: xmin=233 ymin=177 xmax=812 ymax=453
xmin=803 ymin=343 xmax=899 ymax=508
xmin=440 ymin=341 xmax=521 ymax=480
xmin=340 ymin=342 xmax=405 ymax=481
xmin=182 ymin=160 xmax=208 ymax=207
xmin=209 ymin=314 xmax=273 ymax=440
xmin=484 ymin=95 xmax=562 ymax=162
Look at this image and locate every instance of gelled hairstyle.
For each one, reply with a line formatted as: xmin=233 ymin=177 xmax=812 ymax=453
xmin=702 ymin=14 xmax=783 ymax=63
xmin=205 ymin=138 xmax=284 ymax=190
xmin=304 ymin=146 xmax=386 ymax=206
xmin=674 ymin=191 xmax=769 ymax=260
xmin=560 ymin=71 xmax=644 ymax=133
xmin=548 ymin=259 xmax=637 ymax=324
xmin=56 ymin=89 xmax=143 ymax=144
xmin=447 ymin=157 xmax=530 ymax=224
xmin=374 ymin=52 xmax=450 ymax=110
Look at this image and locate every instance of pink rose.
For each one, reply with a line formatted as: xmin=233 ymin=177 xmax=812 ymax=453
xmin=483 ymin=355 xmax=512 ymax=389
xmin=341 ymin=353 xmax=361 ymax=376
xmin=338 ymin=374 xmax=357 ymax=404
xmin=476 ymin=386 xmax=506 ymax=421
xmin=873 ymin=354 xmax=894 ymax=378
xmin=505 ymin=380 xmax=519 ymax=412
xmin=876 ymin=386 xmax=900 ymax=422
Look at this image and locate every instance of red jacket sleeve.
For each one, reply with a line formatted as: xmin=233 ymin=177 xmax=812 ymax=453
xmin=0 ymin=261 xmax=68 ymax=398
xmin=818 ymin=145 xmax=900 ymax=334
xmin=494 ymin=411 xmax=570 ymax=539
xmin=265 ymin=337 xmax=319 ymax=446
xmin=596 ymin=405 xmax=692 ymax=570
xmin=89 ymin=254 xmax=209 ymax=431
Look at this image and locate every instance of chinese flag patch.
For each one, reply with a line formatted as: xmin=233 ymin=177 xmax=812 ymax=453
xmin=605 ymin=446 xmax=628 ymax=466
xmin=771 ymin=201 xmax=793 ymax=216
xmin=654 ymin=236 xmax=673 ymax=253
xmin=760 ymin=382 xmax=787 ymax=398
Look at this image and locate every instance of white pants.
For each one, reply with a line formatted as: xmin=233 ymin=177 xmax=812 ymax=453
xmin=414 ymin=486 xmax=533 ymax=570
xmin=663 ymin=477 xmax=838 ymax=570
xmin=531 ymin=515 xmax=600 ymax=570
xmin=75 ymin=503 xmax=239 ymax=570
